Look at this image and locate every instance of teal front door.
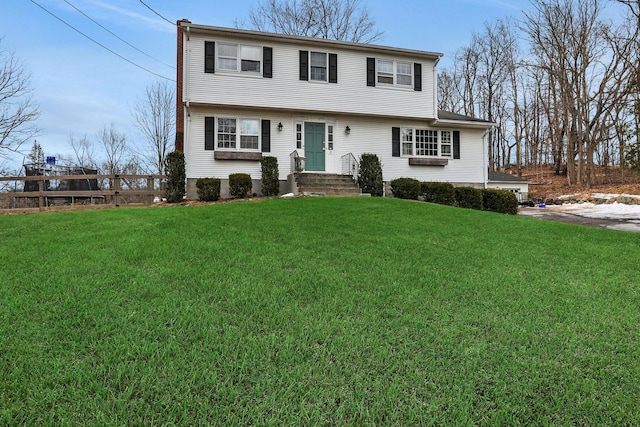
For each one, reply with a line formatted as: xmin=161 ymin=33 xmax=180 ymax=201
xmin=305 ymin=122 xmax=325 ymax=171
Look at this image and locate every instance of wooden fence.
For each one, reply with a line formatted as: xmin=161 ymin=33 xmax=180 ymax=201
xmin=0 ymin=174 xmax=166 ymax=211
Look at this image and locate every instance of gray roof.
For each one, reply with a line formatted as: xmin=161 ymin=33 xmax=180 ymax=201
xmin=488 ymin=171 xmax=529 ymax=183
xmin=182 ymin=22 xmax=443 ymax=61
xmin=438 ymin=110 xmax=493 ymax=123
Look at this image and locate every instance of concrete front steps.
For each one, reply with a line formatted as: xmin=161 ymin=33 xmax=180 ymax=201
xmin=294 ymin=173 xmax=362 ymax=196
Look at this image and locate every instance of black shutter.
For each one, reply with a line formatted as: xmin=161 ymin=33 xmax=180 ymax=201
xmin=205 ymin=41 xmax=215 ymax=73
xmin=367 ymin=57 xmax=376 ymax=87
xmin=205 ymin=117 xmax=215 ymax=150
xmin=414 ymin=63 xmax=422 ymax=92
xmin=392 ymin=127 xmax=400 ymax=157
xmin=261 ymin=120 xmax=271 ymax=153
xmin=453 ymin=131 xmax=460 ymax=159
xmin=263 ymin=47 xmax=273 ymax=78
xmin=329 ymin=53 xmax=337 ymax=83
xmin=299 ymin=50 xmax=309 ymax=81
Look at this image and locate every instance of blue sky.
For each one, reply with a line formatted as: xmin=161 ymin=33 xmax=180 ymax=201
xmin=3 ymin=0 xmax=530 ymax=170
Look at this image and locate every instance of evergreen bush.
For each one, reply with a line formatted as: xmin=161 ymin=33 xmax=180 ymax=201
xmin=421 ymin=182 xmax=455 ymax=205
xmin=482 ymin=189 xmax=518 ymax=215
xmin=229 ymin=173 xmax=252 ymax=198
xmin=357 ymin=153 xmax=383 ymax=196
xmin=260 ymin=156 xmax=280 ymax=196
xmin=390 ymin=177 xmax=421 ymax=200
xmin=195 ymin=178 xmax=221 ymax=202
xmin=164 ymin=151 xmax=185 ymax=203
xmin=454 ymin=186 xmax=483 ymax=210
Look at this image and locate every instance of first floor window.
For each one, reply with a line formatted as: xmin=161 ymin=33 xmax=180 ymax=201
xmin=401 ymin=128 xmax=453 ymax=158
xmin=402 ymin=128 xmax=413 ymax=155
xmin=217 ymin=118 xmax=260 ymax=150
xmin=440 ymin=130 xmax=452 ymax=158
xmin=415 ymin=129 xmax=438 ymax=156
xmin=239 ymin=119 xmax=259 ymax=149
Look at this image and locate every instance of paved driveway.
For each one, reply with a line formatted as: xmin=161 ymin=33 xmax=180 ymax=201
xmin=519 ymin=207 xmax=640 ymax=233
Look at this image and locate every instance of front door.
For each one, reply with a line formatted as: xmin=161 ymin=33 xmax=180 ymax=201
xmin=304 ymin=122 xmax=325 ymax=171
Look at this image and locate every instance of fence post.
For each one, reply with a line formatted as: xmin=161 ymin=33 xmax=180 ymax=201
xmin=147 ymin=175 xmax=154 ymax=203
xmin=114 ymin=174 xmax=120 ymax=207
xmin=38 ymin=178 xmax=44 ymax=211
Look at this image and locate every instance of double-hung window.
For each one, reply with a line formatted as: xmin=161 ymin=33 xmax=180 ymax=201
xmin=310 ymin=52 xmax=327 ymax=81
xmin=401 ymin=128 xmax=453 ymax=158
xmin=217 ymin=117 xmax=260 ymax=151
xmin=217 ymin=43 xmax=261 ymax=74
xmin=376 ymin=59 xmax=413 ymax=87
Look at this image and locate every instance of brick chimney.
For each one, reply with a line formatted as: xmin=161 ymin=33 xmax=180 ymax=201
xmin=175 ymin=19 xmax=191 ymax=152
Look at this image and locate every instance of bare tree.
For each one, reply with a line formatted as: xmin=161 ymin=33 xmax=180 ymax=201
xmin=131 ymin=80 xmax=175 ymax=175
xmin=0 ymin=38 xmax=40 ymax=159
xmin=67 ymin=134 xmax=97 ymax=168
xmin=244 ymin=0 xmax=383 ymax=43
xmin=97 ymin=124 xmax=129 ymax=176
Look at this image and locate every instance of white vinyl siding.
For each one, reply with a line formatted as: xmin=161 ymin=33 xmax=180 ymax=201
xmin=186 ymin=110 xmax=485 ymax=186
xmin=187 ymin=33 xmax=437 ymax=119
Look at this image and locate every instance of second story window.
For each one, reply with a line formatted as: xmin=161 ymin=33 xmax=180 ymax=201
xmin=368 ymin=57 xmax=421 ymax=91
xmin=299 ymin=51 xmax=338 ymax=83
xmin=377 ymin=59 xmax=412 ymax=87
xmin=217 ymin=43 xmax=261 ymax=74
xmin=310 ymin=52 xmax=327 ymax=81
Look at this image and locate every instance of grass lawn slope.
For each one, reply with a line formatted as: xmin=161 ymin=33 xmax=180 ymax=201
xmin=1 ymin=197 xmax=639 ymax=425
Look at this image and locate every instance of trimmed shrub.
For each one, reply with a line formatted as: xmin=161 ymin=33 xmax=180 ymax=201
xmin=260 ymin=156 xmax=280 ymax=196
xmin=455 ymin=186 xmax=483 ymax=210
xmin=357 ymin=153 xmax=383 ymax=197
xmin=195 ymin=178 xmax=221 ymax=202
xmin=482 ymin=189 xmax=518 ymax=215
xmin=422 ymin=182 xmax=455 ymax=206
xmin=390 ymin=177 xmax=421 ymax=200
xmin=164 ymin=151 xmax=185 ymax=203
xmin=229 ymin=173 xmax=252 ymax=198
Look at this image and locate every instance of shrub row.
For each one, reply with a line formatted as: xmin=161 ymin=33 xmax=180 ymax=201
xmin=390 ymin=178 xmax=517 ymax=214
xmin=195 ymin=156 xmax=281 ymax=201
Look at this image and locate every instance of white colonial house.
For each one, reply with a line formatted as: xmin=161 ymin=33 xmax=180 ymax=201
xmin=176 ymin=21 xmax=495 ymax=198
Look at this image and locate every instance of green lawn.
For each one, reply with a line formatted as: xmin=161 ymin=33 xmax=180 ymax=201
xmin=1 ymin=197 xmax=639 ymax=425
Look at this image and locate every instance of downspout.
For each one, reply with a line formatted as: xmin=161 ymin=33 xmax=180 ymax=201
xmin=433 ymin=56 xmax=441 ymax=119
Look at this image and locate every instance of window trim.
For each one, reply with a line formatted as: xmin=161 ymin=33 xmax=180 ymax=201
xmin=216 ymin=117 xmax=262 ymax=152
xmin=216 ymin=43 xmax=263 ymax=75
xmin=400 ymin=128 xmax=454 ymax=158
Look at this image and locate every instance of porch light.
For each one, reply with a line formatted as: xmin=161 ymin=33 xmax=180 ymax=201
xmin=278 ymin=122 xmax=283 ymax=131
xmin=345 ymin=125 xmax=351 ymax=135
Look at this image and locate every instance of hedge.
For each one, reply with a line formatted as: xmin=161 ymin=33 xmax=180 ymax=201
xmin=421 ymin=182 xmax=455 ymax=206
xmin=195 ymin=178 xmax=221 ymax=202
xmin=357 ymin=153 xmax=383 ymax=196
xmin=482 ymin=189 xmax=518 ymax=215
xmin=229 ymin=173 xmax=252 ymax=198
xmin=260 ymin=156 xmax=280 ymax=196
xmin=390 ymin=177 xmax=421 ymax=200
xmin=164 ymin=151 xmax=185 ymax=203
xmin=454 ymin=186 xmax=483 ymax=210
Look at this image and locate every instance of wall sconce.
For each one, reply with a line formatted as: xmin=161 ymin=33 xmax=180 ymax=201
xmin=278 ymin=122 xmax=283 ymax=131
xmin=345 ymin=126 xmax=351 ymax=135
